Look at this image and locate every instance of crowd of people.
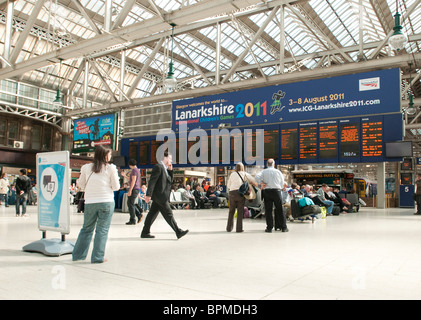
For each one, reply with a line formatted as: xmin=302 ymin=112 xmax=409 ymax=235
xmin=0 ymin=170 xmax=37 ymax=216
xmin=171 ymin=183 xmax=228 ymax=210
xmin=2 ymin=146 xmax=420 ymax=265
xmin=156 ymin=159 xmax=363 ymax=233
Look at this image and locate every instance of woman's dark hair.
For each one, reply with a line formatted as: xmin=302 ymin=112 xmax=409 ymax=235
xmin=92 ymin=145 xmax=111 ymax=173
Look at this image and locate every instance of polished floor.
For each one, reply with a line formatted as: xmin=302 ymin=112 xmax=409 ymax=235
xmin=1 ymin=203 xmax=421 ymax=300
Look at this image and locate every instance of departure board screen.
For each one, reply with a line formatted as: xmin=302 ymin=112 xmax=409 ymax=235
xmin=121 ymin=114 xmax=402 ymax=167
xmin=281 ymin=127 xmax=297 ymax=160
xmin=340 ymin=121 xmax=360 ymax=159
xmin=244 ymin=131 xmax=254 ymax=164
xmin=129 ymin=141 xmax=138 ymax=163
xmin=299 ymin=124 xmax=317 ymax=160
xmin=230 ymin=132 xmax=243 ymax=163
xmin=242 ymin=129 xmax=279 ymax=162
xmin=138 ymin=140 xmax=149 ymax=166
xmin=262 ymin=129 xmax=279 ymax=160
xmin=319 ymin=122 xmax=338 ymax=159
xmin=150 ymin=140 xmax=161 ymax=164
xmin=362 ymin=119 xmax=383 ymax=158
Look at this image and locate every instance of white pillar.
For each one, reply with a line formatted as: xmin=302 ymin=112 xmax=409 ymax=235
xmin=377 ymin=162 xmax=386 ymax=209
xmin=104 ymin=0 xmax=113 ymax=32
xmin=4 ymin=0 xmax=14 ymax=62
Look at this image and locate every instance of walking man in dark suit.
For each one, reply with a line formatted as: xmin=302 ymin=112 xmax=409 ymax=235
xmin=141 ymin=151 xmax=188 ymax=239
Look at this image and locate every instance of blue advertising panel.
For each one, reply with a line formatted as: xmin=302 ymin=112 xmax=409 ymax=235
xmin=172 ymin=68 xmax=401 ymax=131
xmin=37 ymin=151 xmax=70 ymax=234
xmin=400 ymin=185 xmax=415 ymax=208
xmin=73 ymin=113 xmax=117 ymax=153
xmin=121 ymin=69 xmax=403 ymax=168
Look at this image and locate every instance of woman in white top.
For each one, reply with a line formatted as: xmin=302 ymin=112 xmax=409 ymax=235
xmin=0 ymin=173 xmax=10 ymax=207
xmin=226 ymin=162 xmax=257 ymax=233
xmin=72 ymin=145 xmax=120 ymax=263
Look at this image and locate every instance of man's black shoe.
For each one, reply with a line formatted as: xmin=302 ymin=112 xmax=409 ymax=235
xmin=126 ymin=221 xmax=136 ymax=225
xmin=177 ymin=229 xmax=189 ymax=239
xmin=141 ymin=233 xmax=155 ymax=238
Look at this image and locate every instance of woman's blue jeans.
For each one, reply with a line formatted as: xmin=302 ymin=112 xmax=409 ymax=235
xmin=72 ymin=202 xmax=114 ymax=263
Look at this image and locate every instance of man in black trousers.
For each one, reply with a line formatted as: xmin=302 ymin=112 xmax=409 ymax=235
xmin=255 ymin=159 xmax=288 ymax=233
xmin=141 ymin=151 xmax=188 ymax=239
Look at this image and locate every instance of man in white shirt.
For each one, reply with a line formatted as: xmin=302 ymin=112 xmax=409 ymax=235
xmin=255 ymin=159 xmax=288 ymax=233
xmin=184 ymin=184 xmax=196 ymax=209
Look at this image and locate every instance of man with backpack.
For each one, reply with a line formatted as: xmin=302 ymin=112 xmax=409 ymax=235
xmin=15 ymin=169 xmax=32 ymax=217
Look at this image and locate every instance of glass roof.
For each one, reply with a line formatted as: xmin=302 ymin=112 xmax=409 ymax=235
xmin=0 ymin=0 xmax=420 ymax=105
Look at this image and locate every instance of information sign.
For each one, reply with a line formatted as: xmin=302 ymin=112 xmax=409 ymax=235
xmin=36 ymin=151 xmax=71 ymax=234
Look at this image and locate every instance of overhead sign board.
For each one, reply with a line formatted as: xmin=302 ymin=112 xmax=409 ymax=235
xmin=172 ymin=68 xmax=401 ymax=131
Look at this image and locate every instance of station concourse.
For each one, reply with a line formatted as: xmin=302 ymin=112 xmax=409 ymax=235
xmin=0 ymin=0 xmax=421 ymax=302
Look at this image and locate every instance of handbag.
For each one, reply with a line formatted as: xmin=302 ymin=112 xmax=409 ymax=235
xmin=245 ymin=184 xmax=257 ymax=201
xmin=78 ymin=172 xmax=93 ymax=213
xmin=237 ymin=172 xmax=250 ymax=197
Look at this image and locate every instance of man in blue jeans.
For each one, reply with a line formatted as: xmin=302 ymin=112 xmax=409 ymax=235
xmin=126 ymin=159 xmax=143 ymax=225
xmin=316 ymin=184 xmax=334 ymax=215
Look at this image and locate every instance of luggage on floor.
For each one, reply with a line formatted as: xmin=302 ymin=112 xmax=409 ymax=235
xmin=291 ymin=199 xmax=308 ymax=219
xmin=332 ymin=205 xmax=341 ymax=215
xmin=301 ymin=204 xmax=321 ymax=215
xmin=243 ymin=206 xmax=250 ymax=218
xmin=298 ymin=197 xmax=314 ymax=207
xmin=320 ymin=206 xmax=327 ymax=219
xmin=291 ymin=199 xmax=302 ymax=219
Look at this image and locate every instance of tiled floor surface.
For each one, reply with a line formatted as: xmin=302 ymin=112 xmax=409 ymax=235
xmin=1 ymin=204 xmax=421 ymax=300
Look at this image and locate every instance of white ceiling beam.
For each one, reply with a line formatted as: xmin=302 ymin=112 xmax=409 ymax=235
xmin=221 ymin=6 xmax=279 ymax=84
xmin=89 ymin=59 xmax=118 ymax=102
xmin=112 ymin=0 xmax=137 ymax=30
xmin=9 ymin=0 xmax=46 ymax=64
xmin=127 ymin=37 xmax=165 ymax=98
xmin=70 ymin=0 xmax=102 ymax=35
xmin=0 ymin=0 xmax=300 ymax=81
xmin=174 ymin=39 xmax=213 ymax=86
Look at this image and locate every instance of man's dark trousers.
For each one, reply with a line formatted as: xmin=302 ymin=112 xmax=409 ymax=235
xmin=127 ymin=189 xmax=141 ymax=223
xmin=142 ymin=200 xmax=181 ymax=235
xmin=263 ymin=189 xmax=286 ymax=230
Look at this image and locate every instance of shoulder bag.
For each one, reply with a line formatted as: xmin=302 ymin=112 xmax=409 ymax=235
xmin=237 ymin=171 xmax=249 ymax=197
xmin=237 ymin=172 xmax=257 ymax=200
xmin=77 ymin=172 xmax=93 ymax=213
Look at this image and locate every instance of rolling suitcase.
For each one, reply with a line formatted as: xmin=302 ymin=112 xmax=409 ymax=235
xmin=291 ymin=199 xmax=302 ymax=219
